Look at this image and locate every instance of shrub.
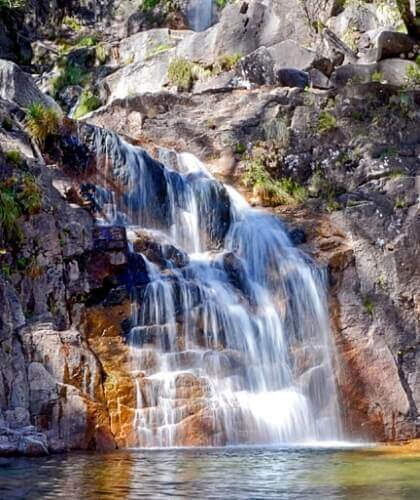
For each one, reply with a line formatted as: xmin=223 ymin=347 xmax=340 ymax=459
xmin=5 ymin=150 xmax=23 ymax=167
xmin=73 ymin=90 xmax=101 ymax=119
xmin=317 ymin=111 xmax=337 ymax=133
xmin=168 ymin=57 xmax=194 ymax=91
xmin=52 ymin=63 xmax=88 ymax=96
xmin=25 ymin=102 xmax=60 ymax=147
xmin=395 ymin=196 xmax=407 ymax=209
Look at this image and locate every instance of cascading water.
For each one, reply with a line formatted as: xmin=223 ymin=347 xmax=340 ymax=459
xmin=90 ymin=129 xmax=342 ymax=447
xmin=186 ymin=0 xmax=213 ymax=32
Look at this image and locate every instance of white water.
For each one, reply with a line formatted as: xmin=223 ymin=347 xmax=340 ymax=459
xmin=186 ymin=0 xmax=213 ymax=32
xmin=92 ymin=130 xmax=342 ymax=447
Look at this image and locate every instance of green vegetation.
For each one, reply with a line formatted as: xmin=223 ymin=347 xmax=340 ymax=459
xmin=243 ymin=156 xmax=307 ymax=206
xmin=395 ymin=196 xmax=407 ymax=209
xmin=96 ymin=44 xmax=107 ymax=65
xmin=146 ymin=43 xmax=173 ymax=60
xmin=0 ymin=175 xmax=43 ymax=247
xmin=2 ymin=117 xmax=13 ymax=131
xmin=317 ymin=110 xmax=337 ymax=134
xmin=76 ymin=35 xmax=98 ymax=48
xmin=18 ymin=175 xmax=43 ymax=215
xmin=5 ymin=150 xmax=23 ymax=167
xmin=168 ymin=57 xmax=194 ymax=91
xmin=140 ymin=0 xmax=160 ymax=11
xmin=371 ymin=71 xmax=384 ymax=83
xmin=405 ymin=62 xmax=420 ymax=89
xmin=234 ymin=143 xmax=246 ymax=155
xmin=0 ymin=0 xmax=25 ymax=10
xmin=73 ymin=90 xmax=101 ymax=119
xmin=0 ymin=182 xmax=23 ymax=245
xmin=25 ymin=102 xmax=60 ymax=147
xmin=216 ymin=53 xmax=241 ymax=71
xmin=52 ymin=63 xmax=88 ymax=96
xmin=362 ymin=295 xmax=375 ymax=316
xmin=215 ymin=0 xmax=230 ymax=7
xmin=62 ymin=16 xmax=82 ymax=31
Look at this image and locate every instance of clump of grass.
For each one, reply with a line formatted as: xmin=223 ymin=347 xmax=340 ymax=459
xmin=140 ymin=0 xmax=160 ymax=11
xmin=146 ymin=43 xmax=173 ymax=60
xmin=395 ymin=196 xmax=407 ymax=209
xmin=168 ymin=57 xmax=194 ymax=91
xmin=73 ymin=90 xmax=101 ymax=119
xmin=317 ymin=110 xmax=337 ymax=134
xmin=216 ymin=53 xmax=241 ymax=71
xmin=0 ymin=0 xmax=25 ymax=10
xmin=96 ymin=44 xmax=107 ymax=64
xmin=5 ymin=150 xmax=23 ymax=167
xmin=405 ymin=62 xmax=420 ymax=89
xmin=18 ymin=175 xmax=42 ymax=215
xmin=25 ymin=102 xmax=60 ymax=147
xmin=52 ymin=63 xmax=88 ymax=96
xmin=0 ymin=184 xmax=23 ymax=245
xmin=243 ymin=156 xmax=307 ymax=206
xmin=234 ymin=143 xmax=246 ymax=155
xmin=371 ymin=70 xmax=384 ymax=83
xmin=362 ymin=295 xmax=375 ymax=316
xmin=2 ymin=117 xmax=13 ymax=131
xmin=76 ymin=35 xmax=98 ymax=48
xmin=62 ymin=16 xmax=82 ymax=31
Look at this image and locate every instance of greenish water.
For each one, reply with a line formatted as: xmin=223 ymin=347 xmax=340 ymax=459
xmin=1 ymin=446 xmax=420 ymax=499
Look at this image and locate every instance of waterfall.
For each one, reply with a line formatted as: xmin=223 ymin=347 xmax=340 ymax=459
xmin=186 ymin=0 xmax=214 ymax=32
xmin=90 ymin=129 xmax=342 ymax=447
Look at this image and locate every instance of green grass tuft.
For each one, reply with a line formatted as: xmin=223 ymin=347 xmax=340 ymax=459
xmin=73 ymin=90 xmax=101 ymax=119
xmin=168 ymin=57 xmax=194 ymax=92
xmin=25 ymin=102 xmax=60 ymax=147
xmin=5 ymin=150 xmax=23 ymax=167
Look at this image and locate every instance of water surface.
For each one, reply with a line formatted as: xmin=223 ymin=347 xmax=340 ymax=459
xmin=1 ymin=446 xmax=420 ymax=499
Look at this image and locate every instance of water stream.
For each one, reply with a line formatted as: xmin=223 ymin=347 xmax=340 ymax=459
xmin=91 ymin=129 xmax=342 ymax=448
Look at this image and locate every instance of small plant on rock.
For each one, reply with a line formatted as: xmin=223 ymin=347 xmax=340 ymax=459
xmin=73 ymin=90 xmax=101 ymax=119
xmin=52 ymin=63 xmax=88 ymax=96
xmin=18 ymin=175 xmax=43 ymax=215
xmin=25 ymin=102 xmax=60 ymax=147
xmin=0 ymin=184 xmax=23 ymax=245
xmin=2 ymin=117 xmax=13 ymax=131
xmin=317 ymin=110 xmax=337 ymax=134
xmin=362 ymin=295 xmax=375 ymax=316
xmin=5 ymin=150 xmax=23 ymax=167
xmin=168 ymin=57 xmax=194 ymax=92
xmin=371 ymin=70 xmax=384 ymax=83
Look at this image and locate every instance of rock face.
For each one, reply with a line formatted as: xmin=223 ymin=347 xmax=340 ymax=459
xmin=0 ymin=0 xmax=419 ymax=455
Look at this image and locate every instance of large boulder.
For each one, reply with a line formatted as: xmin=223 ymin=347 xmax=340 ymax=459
xmin=0 ymin=60 xmax=59 ymax=110
xmin=331 ymin=59 xmax=417 ymax=87
xmin=376 ymin=31 xmax=418 ymax=61
xmin=176 ymin=0 xmax=311 ymax=65
xmin=268 ymin=40 xmax=317 ymax=72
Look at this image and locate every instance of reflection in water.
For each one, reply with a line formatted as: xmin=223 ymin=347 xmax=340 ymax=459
xmin=1 ymin=447 xmax=420 ymax=499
